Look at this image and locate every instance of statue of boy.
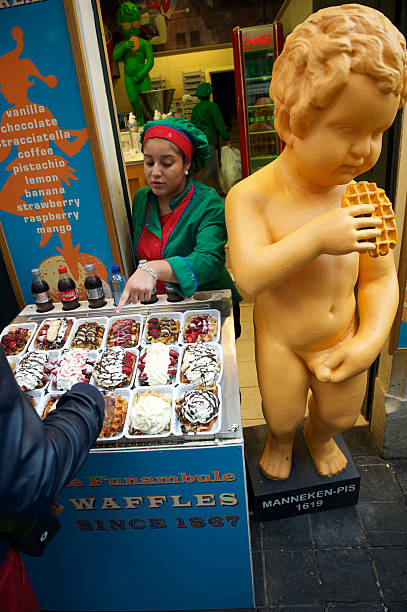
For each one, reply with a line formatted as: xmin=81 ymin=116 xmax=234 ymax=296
xmin=226 ymin=5 xmax=407 ymax=480
xmin=113 ymin=1 xmax=154 ymax=125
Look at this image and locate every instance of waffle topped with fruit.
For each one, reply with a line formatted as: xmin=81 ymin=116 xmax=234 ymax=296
xmin=72 ymin=321 xmax=105 ymax=350
xmin=92 ymin=347 xmax=136 ymax=389
xmin=138 ymin=344 xmax=178 ymax=386
xmin=98 ymin=393 xmax=128 ymax=438
xmin=1 ymin=327 xmax=32 ymax=356
xmin=15 ymin=352 xmax=57 ymax=392
xmin=107 ymin=318 xmax=140 ymax=348
xmin=183 ymin=314 xmax=218 ymax=343
xmin=34 ymin=318 xmax=73 ymax=350
xmin=145 ymin=317 xmax=180 ymax=344
xmin=52 ymin=349 xmax=96 ymax=392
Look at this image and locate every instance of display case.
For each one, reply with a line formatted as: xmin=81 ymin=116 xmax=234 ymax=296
xmin=14 ymin=291 xmax=254 ymax=611
xmin=232 ymin=23 xmax=284 ymax=178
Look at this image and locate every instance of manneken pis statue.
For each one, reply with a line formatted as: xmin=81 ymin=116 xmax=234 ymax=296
xmin=113 ymin=1 xmax=154 ymax=125
xmin=226 ymin=4 xmax=407 ymax=480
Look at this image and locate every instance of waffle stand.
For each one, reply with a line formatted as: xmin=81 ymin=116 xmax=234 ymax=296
xmin=6 ymin=290 xmax=254 ymax=612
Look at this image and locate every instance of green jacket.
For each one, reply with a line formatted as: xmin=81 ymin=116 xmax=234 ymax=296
xmin=190 ymin=100 xmax=229 ymax=145
xmin=132 ymin=179 xmax=241 ymax=303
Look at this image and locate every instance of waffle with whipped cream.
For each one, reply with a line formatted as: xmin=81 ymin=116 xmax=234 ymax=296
xmin=176 ymin=384 xmax=220 ymax=433
xmin=52 ymin=348 xmax=95 ymax=392
xmin=137 ymin=344 xmax=178 ymax=386
xmin=72 ymin=321 xmax=105 ymax=350
xmin=99 ymin=393 xmax=128 ymax=438
xmin=92 ymin=347 xmax=136 ymax=389
xmin=129 ymin=390 xmax=172 ymax=435
xmin=181 ymin=344 xmax=220 ymax=385
xmin=34 ymin=318 xmax=73 ymax=350
xmin=15 ymin=351 xmax=57 ymax=392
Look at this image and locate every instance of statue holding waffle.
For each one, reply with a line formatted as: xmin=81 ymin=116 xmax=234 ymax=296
xmin=226 ymin=5 xmax=407 ymax=480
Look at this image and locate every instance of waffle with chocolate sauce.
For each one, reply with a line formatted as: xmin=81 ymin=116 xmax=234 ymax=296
xmin=1 ymin=327 xmax=32 ymax=356
xmin=72 ymin=321 xmax=105 ymax=350
xmin=34 ymin=318 xmax=73 ymax=350
xmin=176 ymin=384 xmax=220 ymax=433
xmin=145 ymin=317 xmax=180 ymax=344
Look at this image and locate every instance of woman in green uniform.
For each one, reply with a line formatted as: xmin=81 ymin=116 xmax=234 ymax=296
xmin=116 ymin=117 xmax=241 ymax=337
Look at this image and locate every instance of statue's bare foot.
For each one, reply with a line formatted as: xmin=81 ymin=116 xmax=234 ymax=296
xmin=259 ymin=431 xmax=293 ymax=481
xmin=303 ymin=420 xmax=347 ymax=477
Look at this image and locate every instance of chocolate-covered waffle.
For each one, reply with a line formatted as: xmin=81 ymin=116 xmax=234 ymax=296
xmin=34 ymin=318 xmax=73 ymax=350
xmin=107 ymin=318 xmax=140 ymax=348
xmin=341 ymin=181 xmax=397 ymax=257
xmin=1 ymin=327 xmax=32 ymax=356
xmin=98 ymin=393 xmax=128 ymax=438
xmin=145 ymin=317 xmax=180 ymax=344
xmin=176 ymin=384 xmax=220 ymax=433
xmin=181 ymin=344 xmax=220 ymax=385
xmin=92 ymin=347 xmax=136 ymax=389
xmin=72 ymin=321 xmax=105 ymax=350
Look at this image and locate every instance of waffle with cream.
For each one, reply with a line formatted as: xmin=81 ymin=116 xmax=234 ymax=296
xmin=92 ymin=347 xmax=136 ymax=389
xmin=15 ymin=351 xmax=57 ymax=391
xmin=176 ymin=384 xmax=220 ymax=433
xmin=181 ymin=344 xmax=220 ymax=385
xmin=52 ymin=349 xmax=95 ymax=391
xmin=137 ymin=344 xmax=178 ymax=386
xmin=129 ymin=390 xmax=172 ymax=435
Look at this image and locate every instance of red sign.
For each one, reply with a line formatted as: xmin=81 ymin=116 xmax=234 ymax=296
xmin=243 ymin=33 xmax=271 ymax=49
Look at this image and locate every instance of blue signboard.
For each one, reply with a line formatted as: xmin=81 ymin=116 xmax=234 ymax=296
xmin=0 ymin=0 xmax=114 ymax=303
xmin=24 ymin=444 xmax=254 ymax=611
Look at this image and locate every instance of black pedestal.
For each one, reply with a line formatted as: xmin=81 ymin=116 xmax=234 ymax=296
xmin=244 ymin=424 xmax=360 ymax=522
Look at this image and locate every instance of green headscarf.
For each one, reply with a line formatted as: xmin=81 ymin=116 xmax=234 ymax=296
xmin=141 ymin=117 xmax=210 ymax=171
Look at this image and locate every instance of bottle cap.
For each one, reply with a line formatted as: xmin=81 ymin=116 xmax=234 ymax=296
xmin=58 ymin=265 xmax=67 ymax=273
xmin=31 ymin=268 xmax=40 ymax=275
xmin=111 ymin=266 xmax=120 ymax=273
xmin=85 ymin=264 xmax=95 ymax=272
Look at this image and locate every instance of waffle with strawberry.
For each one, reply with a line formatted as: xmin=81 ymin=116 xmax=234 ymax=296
xmin=138 ymin=344 xmax=178 ymax=386
xmin=183 ymin=313 xmax=218 ymax=343
xmin=145 ymin=317 xmax=180 ymax=344
xmin=52 ymin=349 xmax=96 ymax=392
xmin=107 ymin=318 xmax=140 ymax=348
xmin=92 ymin=347 xmax=136 ymax=389
xmin=15 ymin=351 xmax=57 ymax=392
xmin=1 ymin=327 xmax=32 ymax=356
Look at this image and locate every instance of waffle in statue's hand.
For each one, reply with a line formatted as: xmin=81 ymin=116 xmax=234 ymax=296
xmin=341 ymin=181 xmax=397 ymax=257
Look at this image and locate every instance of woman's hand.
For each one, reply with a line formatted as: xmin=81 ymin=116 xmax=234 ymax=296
xmin=116 ymin=268 xmax=155 ymax=314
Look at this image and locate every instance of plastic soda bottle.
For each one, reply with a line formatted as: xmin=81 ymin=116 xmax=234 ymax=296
xmin=84 ymin=264 xmax=106 ymax=309
xmin=31 ymin=268 xmax=54 ymax=313
xmin=109 ymin=266 xmax=127 ymax=307
xmin=57 ymin=266 xmax=80 ymax=311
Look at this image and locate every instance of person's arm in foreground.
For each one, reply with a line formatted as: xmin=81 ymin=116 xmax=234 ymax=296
xmin=0 ymin=348 xmax=104 ymax=519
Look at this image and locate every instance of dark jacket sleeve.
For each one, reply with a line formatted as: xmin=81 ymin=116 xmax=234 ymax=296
xmin=0 ymin=347 xmax=104 ymax=519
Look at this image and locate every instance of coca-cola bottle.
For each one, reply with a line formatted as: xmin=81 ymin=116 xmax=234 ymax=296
xmin=84 ymin=264 xmax=106 ymax=309
xmin=58 ymin=265 xmax=80 ymax=310
xmin=31 ymin=268 xmax=54 ymax=313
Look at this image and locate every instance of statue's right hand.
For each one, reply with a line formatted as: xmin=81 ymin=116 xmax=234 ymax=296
xmin=311 ymin=204 xmax=382 ymax=256
xmin=125 ymin=40 xmax=134 ymax=50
